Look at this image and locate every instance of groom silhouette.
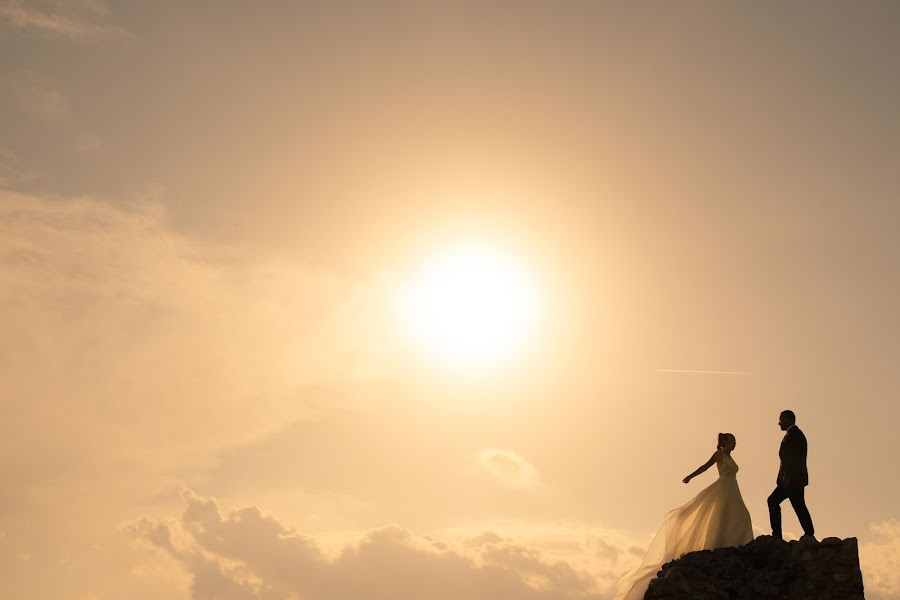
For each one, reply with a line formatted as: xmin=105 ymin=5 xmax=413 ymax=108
xmin=768 ymin=410 xmax=815 ymax=539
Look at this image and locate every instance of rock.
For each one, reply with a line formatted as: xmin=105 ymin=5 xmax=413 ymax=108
xmin=841 ymin=538 xmax=859 ymax=555
xmin=644 ymin=536 xmax=865 ymax=600
xmin=750 ymin=579 xmax=779 ymax=595
xmin=663 ymin=566 xmax=692 ymax=593
xmin=796 ymin=535 xmax=819 ymax=551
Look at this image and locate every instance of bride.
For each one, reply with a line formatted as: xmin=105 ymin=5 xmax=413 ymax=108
xmin=613 ymin=433 xmax=754 ymax=600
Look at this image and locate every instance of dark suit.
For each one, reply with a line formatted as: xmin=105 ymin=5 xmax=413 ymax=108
xmin=768 ymin=425 xmax=814 ymax=538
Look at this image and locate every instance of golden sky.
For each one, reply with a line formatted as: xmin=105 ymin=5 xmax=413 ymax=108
xmin=2 ymin=2 xmax=900 ymax=599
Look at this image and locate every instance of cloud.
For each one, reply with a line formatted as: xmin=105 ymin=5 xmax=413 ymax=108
xmin=0 ymin=0 xmax=129 ymax=41
xmin=6 ymin=70 xmax=69 ymax=122
xmin=860 ymin=519 xmax=900 ymax=600
xmin=0 ymin=188 xmax=405 ymax=597
xmin=1 ymin=71 xmax=107 ymax=157
xmin=474 ymin=448 xmax=540 ymax=488
xmin=126 ymin=490 xmax=614 ymax=600
xmin=439 ymin=520 xmax=645 ymax=585
xmin=586 ymin=536 xmax=620 ymax=565
xmin=0 ymin=189 xmax=393 ymax=513
xmin=0 ymin=146 xmax=41 ymax=186
xmin=654 ymin=369 xmax=763 ymax=376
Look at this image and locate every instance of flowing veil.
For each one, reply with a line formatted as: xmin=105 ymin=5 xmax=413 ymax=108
xmin=613 ymin=454 xmax=753 ymax=600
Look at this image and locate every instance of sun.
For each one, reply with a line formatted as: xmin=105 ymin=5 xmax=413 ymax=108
xmin=396 ymin=241 xmax=540 ymax=371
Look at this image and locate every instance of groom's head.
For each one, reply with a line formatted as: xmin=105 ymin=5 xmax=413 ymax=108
xmin=778 ymin=410 xmax=796 ymax=431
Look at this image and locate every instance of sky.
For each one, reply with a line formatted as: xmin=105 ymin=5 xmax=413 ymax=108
xmin=2 ymin=1 xmax=900 ymax=598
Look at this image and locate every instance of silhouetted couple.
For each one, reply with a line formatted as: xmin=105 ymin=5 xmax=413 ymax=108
xmin=613 ymin=410 xmax=815 ymax=600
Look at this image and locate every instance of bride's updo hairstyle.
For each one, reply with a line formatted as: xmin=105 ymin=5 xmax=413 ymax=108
xmin=717 ymin=433 xmax=736 ymax=450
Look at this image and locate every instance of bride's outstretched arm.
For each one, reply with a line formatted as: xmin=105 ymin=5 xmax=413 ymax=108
xmin=682 ymin=450 xmax=722 ymax=484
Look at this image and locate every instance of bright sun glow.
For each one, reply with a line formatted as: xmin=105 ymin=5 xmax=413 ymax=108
xmin=397 ymin=241 xmax=540 ymax=370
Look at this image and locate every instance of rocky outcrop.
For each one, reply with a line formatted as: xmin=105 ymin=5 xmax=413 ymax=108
xmin=644 ymin=535 xmax=864 ymax=600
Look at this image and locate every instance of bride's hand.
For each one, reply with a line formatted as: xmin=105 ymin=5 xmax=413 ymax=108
xmin=682 ymin=476 xmax=691 ymax=484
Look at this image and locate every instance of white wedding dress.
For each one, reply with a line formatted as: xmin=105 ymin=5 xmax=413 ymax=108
xmin=613 ymin=453 xmax=754 ymax=600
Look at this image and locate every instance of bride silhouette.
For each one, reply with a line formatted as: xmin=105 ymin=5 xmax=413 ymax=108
xmin=613 ymin=433 xmax=754 ymax=600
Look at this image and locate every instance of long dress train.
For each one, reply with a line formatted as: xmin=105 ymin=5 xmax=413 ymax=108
xmin=613 ymin=453 xmax=753 ymax=600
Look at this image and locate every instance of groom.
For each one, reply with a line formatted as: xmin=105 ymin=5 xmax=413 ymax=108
xmin=768 ymin=410 xmax=815 ymax=539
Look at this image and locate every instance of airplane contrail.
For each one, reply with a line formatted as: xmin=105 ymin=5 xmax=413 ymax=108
xmin=655 ymin=369 xmax=764 ymax=375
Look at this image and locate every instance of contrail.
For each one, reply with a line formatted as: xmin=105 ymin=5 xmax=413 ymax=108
xmin=655 ymin=369 xmax=764 ymax=375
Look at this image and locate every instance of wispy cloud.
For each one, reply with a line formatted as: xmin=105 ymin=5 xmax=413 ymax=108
xmin=0 ymin=189 xmax=374 ymax=510
xmin=0 ymin=146 xmax=41 ymax=187
xmin=655 ymin=369 xmax=764 ymax=376
xmin=7 ymin=70 xmax=70 ymax=122
xmin=474 ymin=448 xmax=540 ymax=488
xmin=3 ymin=70 xmax=109 ymax=156
xmin=0 ymin=0 xmax=130 ymax=41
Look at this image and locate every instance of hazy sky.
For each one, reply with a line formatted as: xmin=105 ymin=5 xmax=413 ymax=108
xmin=3 ymin=2 xmax=900 ymax=599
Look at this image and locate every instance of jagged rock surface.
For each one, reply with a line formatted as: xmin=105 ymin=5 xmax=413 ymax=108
xmin=644 ymin=535 xmax=864 ymax=600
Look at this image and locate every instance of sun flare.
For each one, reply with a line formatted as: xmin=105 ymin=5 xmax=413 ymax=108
xmin=397 ymin=241 xmax=540 ymax=370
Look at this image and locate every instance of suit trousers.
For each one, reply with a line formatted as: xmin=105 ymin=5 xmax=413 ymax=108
xmin=768 ymin=485 xmax=814 ymax=538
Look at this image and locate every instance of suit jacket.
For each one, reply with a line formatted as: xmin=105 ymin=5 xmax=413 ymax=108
xmin=777 ymin=426 xmax=809 ymax=488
